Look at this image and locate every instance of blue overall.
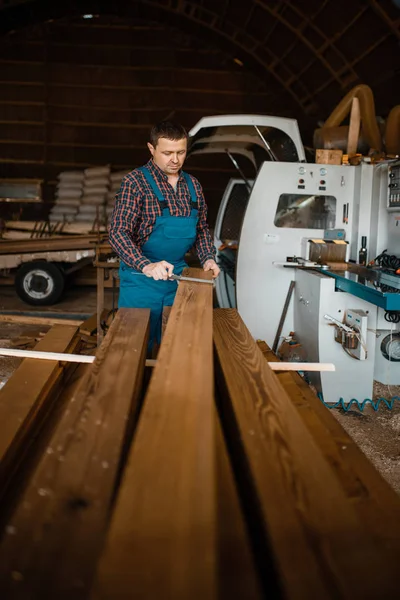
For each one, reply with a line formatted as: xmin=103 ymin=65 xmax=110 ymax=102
xmin=118 ymin=166 xmax=199 ymax=348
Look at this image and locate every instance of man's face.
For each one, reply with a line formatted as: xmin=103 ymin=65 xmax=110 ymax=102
xmin=147 ymin=137 xmax=187 ymax=176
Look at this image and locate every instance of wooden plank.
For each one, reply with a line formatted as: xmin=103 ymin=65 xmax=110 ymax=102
xmin=0 ymin=314 xmax=84 ymax=327
xmin=214 ymin=309 xmax=398 ymax=600
xmin=257 ymin=341 xmax=400 ymax=553
xmin=0 ymin=235 xmax=100 ymax=254
xmin=0 ymin=308 xmax=150 ymax=600
xmin=93 ymin=268 xmax=216 ymax=599
xmin=268 ymin=361 xmax=335 ymax=371
xmin=0 ymin=325 xmax=79 ymax=494
xmin=0 ymin=347 xmax=95 ymax=363
xmin=4 ymin=220 xmax=106 ymax=235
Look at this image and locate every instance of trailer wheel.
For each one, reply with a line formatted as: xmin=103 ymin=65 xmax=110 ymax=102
xmin=15 ymin=261 xmax=65 ymax=306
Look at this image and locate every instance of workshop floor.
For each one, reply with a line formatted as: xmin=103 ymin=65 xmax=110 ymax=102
xmin=0 ymin=283 xmax=399 ymax=495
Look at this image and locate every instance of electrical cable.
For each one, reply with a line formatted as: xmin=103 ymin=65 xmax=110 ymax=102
xmin=373 ymin=249 xmax=400 ymax=271
xmin=317 ymin=392 xmax=400 ymax=412
xmin=384 ymin=311 xmax=400 ymax=324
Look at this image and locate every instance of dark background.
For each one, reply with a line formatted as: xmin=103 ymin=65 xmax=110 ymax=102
xmin=0 ymin=0 xmax=399 ymax=225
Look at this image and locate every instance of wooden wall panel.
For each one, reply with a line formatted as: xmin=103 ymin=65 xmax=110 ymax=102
xmin=0 ymin=83 xmax=45 ymax=102
xmin=0 ymin=16 xmax=271 ymax=224
xmin=0 ymin=142 xmax=44 ymax=161
xmin=0 ymin=122 xmax=44 ymax=142
xmin=0 ymin=42 xmax=45 ymax=61
xmin=0 ymin=103 xmax=44 ymax=121
xmin=0 ymin=61 xmax=45 ymax=82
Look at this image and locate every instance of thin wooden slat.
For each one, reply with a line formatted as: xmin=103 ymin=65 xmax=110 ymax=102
xmin=93 ymin=268 xmax=216 ymax=599
xmin=0 ymin=315 xmax=84 ymax=327
xmin=257 ymin=340 xmax=400 ymax=552
xmin=4 ymin=221 xmax=106 ymax=235
xmin=0 ymin=308 xmax=150 ymax=600
xmin=214 ymin=309 xmax=398 ymax=600
xmin=0 ymin=324 xmax=79 ymax=494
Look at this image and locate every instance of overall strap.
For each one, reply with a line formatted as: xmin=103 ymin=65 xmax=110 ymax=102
xmin=138 ymin=166 xmax=168 ymax=211
xmin=182 ymin=172 xmax=198 ymax=210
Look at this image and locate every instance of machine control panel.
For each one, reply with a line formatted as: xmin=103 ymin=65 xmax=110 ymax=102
xmin=388 ymin=162 xmax=400 ymax=211
xmin=297 ymin=166 xmax=329 ymax=191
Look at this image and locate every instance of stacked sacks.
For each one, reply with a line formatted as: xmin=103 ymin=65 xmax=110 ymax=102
xmin=49 ymin=166 xmax=133 ymax=225
xmin=75 ymin=165 xmax=110 ymax=223
xmin=49 ymin=170 xmax=84 ymax=222
xmin=106 ymin=169 xmax=131 ymax=220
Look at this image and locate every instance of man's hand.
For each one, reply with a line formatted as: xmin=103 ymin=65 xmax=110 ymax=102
xmin=203 ymin=259 xmax=220 ymax=279
xmin=142 ymin=261 xmax=174 ymax=281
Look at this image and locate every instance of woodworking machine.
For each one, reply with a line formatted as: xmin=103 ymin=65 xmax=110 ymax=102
xmin=189 ymin=115 xmax=400 ymax=404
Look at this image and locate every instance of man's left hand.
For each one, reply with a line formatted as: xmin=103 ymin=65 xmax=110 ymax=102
xmin=203 ymin=259 xmax=220 ymax=279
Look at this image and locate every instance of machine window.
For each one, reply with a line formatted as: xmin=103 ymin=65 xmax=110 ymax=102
xmin=274 ymin=194 xmax=336 ymax=229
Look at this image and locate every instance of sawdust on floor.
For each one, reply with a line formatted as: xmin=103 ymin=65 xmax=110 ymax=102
xmin=332 ymin=383 xmax=400 ymax=495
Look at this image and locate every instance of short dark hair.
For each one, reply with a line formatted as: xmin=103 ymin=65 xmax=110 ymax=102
xmin=149 ymin=121 xmax=188 ymax=147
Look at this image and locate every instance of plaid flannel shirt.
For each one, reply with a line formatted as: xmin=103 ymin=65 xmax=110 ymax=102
xmin=109 ymin=159 xmax=216 ymax=271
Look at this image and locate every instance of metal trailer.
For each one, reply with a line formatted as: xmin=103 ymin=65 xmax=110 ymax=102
xmin=0 ymin=238 xmax=97 ymax=305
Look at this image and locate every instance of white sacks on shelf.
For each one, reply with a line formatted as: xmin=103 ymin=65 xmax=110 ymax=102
xmin=56 ymin=170 xmax=84 ymax=203
xmin=50 ymin=165 xmax=133 ymax=224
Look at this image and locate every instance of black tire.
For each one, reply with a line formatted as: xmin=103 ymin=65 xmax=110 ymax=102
xmin=15 ymin=261 xmax=65 ymax=306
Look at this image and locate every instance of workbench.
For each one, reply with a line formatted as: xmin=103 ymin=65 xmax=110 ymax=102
xmin=325 ymin=263 xmax=400 ymax=311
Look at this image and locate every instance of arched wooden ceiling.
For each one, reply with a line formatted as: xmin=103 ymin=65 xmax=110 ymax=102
xmin=1 ymin=0 xmax=399 ymax=130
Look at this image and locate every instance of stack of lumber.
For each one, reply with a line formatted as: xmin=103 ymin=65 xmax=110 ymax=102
xmin=0 ymin=268 xmax=399 ymax=599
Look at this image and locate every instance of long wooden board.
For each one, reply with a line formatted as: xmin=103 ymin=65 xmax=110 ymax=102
xmin=0 ymin=314 xmax=84 ymax=327
xmin=257 ymin=340 xmax=400 ymax=553
xmin=93 ymin=268 xmax=216 ymax=599
xmin=213 ymin=309 xmax=398 ymax=600
xmin=4 ymin=221 xmax=107 ymax=235
xmin=0 ymin=308 xmax=150 ymax=600
xmin=0 ymin=236 xmax=100 ymax=254
xmin=0 ymin=324 xmax=79 ymax=495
